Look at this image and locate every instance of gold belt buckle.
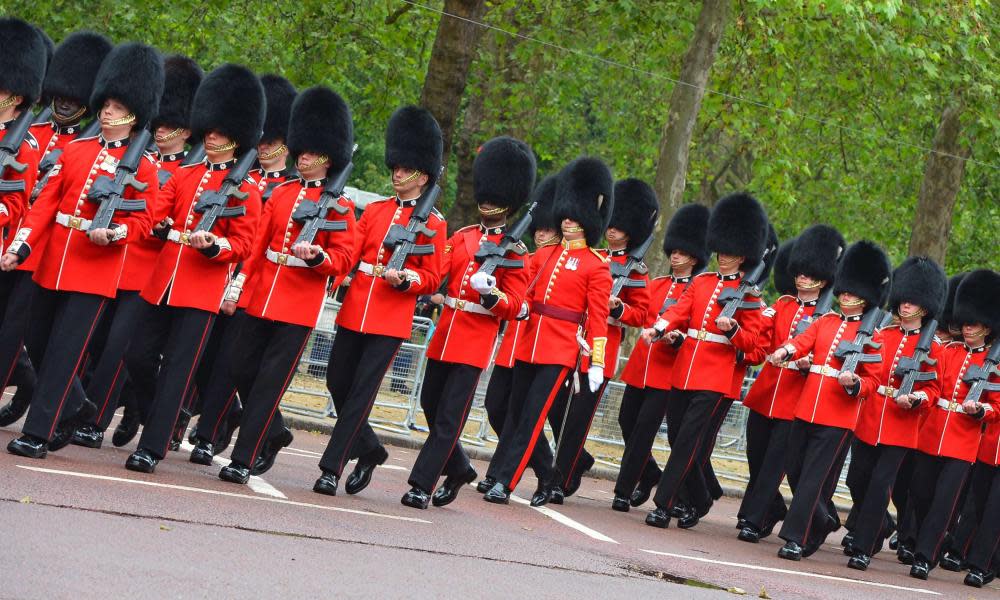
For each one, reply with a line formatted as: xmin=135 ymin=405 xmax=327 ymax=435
xmin=884 ymin=385 xmax=896 ymax=398
xmin=277 ymin=253 xmax=289 ymax=266
xmin=948 ymin=400 xmax=958 ymax=412
xmin=179 ymin=232 xmax=191 ymax=245
xmin=457 ymin=299 xmax=467 ymax=310
xmin=373 ymin=264 xmax=384 ymax=277
xmin=697 ymin=329 xmax=708 ymax=341
xmin=68 ymin=216 xmax=83 ymax=230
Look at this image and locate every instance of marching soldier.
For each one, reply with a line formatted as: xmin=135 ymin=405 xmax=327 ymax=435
xmin=3 ymin=42 xmax=163 ymax=459
xmin=612 ymin=203 xmax=710 ymax=511
xmin=482 ymin=156 xmax=613 ymax=506
xmin=401 ymin=136 xmax=534 ymax=509
xmin=736 ymin=225 xmax=845 ymax=542
xmin=906 ymin=269 xmax=999 ymax=580
xmin=122 ymin=63 xmax=264 ymax=473
xmin=151 ymin=55 xmax=203 ymax=180
xmin=254 ymin=74 xmax=298 ymax=199
xmin=313 ymin=105 xmax=447 ymax=497
xmin=641 ymin=193 xmax=768 ymax=529
xmin=766 ymin=240 xmax=890 ymax=560
xmin=844 ymin=257 xmax=947 ymax=570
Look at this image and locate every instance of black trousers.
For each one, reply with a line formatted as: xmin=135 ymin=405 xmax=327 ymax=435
xmin=892 ymin=451 xmax=918 ymax=545
xmin=225 ymin=317 xmax=310 ymax=467
xmin=908 ymin=453 xmax=971 ymax=565
xmin=408 ymin=358 xmax=480 ymax=492
xmin=846 ymin=440 xmax=909 ymax=555
xmin=967 ymin=463 xmax=1000 ymax=572
xmin=551 ymin=373 xmax=607 ymax=488
xmin=20 ymin=290 xmax=107 ymax=441
xmin=778 ymin=420 xmax=852 ymax=546
xmin=651 ymin=389 xmax=725 ymax=512
xmin=695 ymin=397 xmax=733 ymax=502
xmin=0 ymin=271 xmax=40 ymax=410
xmin=193 ymin=310 xmax=257 ymax=445
xmin=483 ymin=365 xmax=513 ymax=436
xmin=129 ymin=304 xmax=215 ymax=460
xmin=318 ymin=327 xmax=400 ymax=477
xmin=739 ymin=411 xmax=791 ymax=527
xmin=614 ymin=385 xmax=668 ymax=497
xmin=486 ymin=361 xmax=570 ymax=490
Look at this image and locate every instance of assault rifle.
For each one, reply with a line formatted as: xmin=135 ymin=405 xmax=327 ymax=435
xmin=473 ymin=201 xmax=535 ymax=276
xmin=382 ymin=178 xmax=442 ymax=273
xmin=193 ymin=149 xmax=257 ymax=233
xmin=0 ymin=109 xmax=38 ymax=193
xmin=610 ymin=231 xmax=653 ymax=298
xmin=893 ymin=320 xmax=939 ymax=398
xmin=182 ymin=143 xmax=206 ymax=166
xmin=86 ymin=129 xmax=152 ymax=231
xmin=292 ymin=145 xmax=357 ymax=245
xmin=793 ymin=286 xmax=834 ymax=336
xmin=962 ymin=343 xmax=1000 ymax=404
xmin=833 ymin=307 xmax=885 ymax=392
xmin=716 ymin=242 xmax=777 ymax=320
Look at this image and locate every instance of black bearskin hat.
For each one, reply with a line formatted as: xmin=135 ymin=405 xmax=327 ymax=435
xmin=663 ymin=203 xmax=710 ymax=274
xmin=941 ymin=273 xmax=967 ymax=332
xmin=528 ymin=174 xmax=559 ymax=236
xmin=553 ymin=157 xmax=614 ymax=248
xmin=42 ymin=31 xmax=112 ymax=106
xmin=706 ymin=192 xmax=769 ymax=265
xmin=151 ymin=55 xmax=203 ymax=131
xmin=888 ymin=256 xmax=948 ymax=320
xmin=473 ymin=136 xmax=537 ymax=213
xmin=384 ymin=105 xmax=443 ymax=184
xmin=260 ymin=74 xmax=296 ymax=144
xmin=773 ymin=237 xmax=798 ymax=296
xmin=0 ymin=18 xmax=48 ymax=108
xmin=34 ymin=25 xmax=54 ymax=68
xmin=190 ymin=63 xmax=265 ymax=155
xmin=609 ymin=179 xmax=658 ymax=252
xmin=787 ymin=224 xmax=845 ymax=285
xmin=953 ymin=269 xmax=1000 ymax=332
xmin=90 ymin=42 xmax=164 ymax=127
xmin=832 ymin=240 xmax=892 ymax=308
xmin=287 ymin=85 xmax=354 ymax=172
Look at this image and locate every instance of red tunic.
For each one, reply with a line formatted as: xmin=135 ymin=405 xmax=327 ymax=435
xmin=14 ymin=136 xmax=156 ymax=298
xmin=253 ymin=167 xmax=295 ymax=203
xmin=979 ymin=416 xmax=1000 ymax=467
xmin=785 ymin=313 xmax=883 ymax=430
xmin=0 ymin=124 xmax=38 ymax=251
xmin=854 ymin=326 xmax=941 ymax=449
xmin=620 ymin=275 xmax=690 ymax=390
xmin=582 ymin=249 xmax=649 ymax=378
xmin=742 ymin=296 xmax=817 ymax=420
xmin=140 ymin=160 xmax=261 ymax=311
xmin=18 ymin=125 xmax=80 ymax=272
xmin=425 ymin=224 xmax=529 ymax=369
xmin=917 ymin=343 xmax=999 ymax=463
xmin=335 ymin=196 xmax=446 ymax=339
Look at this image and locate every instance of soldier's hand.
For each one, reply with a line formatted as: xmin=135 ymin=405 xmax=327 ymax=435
xmin=0 ymin=252 xmax=19 ymax=272
xmin=383 ymin=268 xmax=405 ymax=287
xmin=640 ymin=327 xmax=659 ymax=344
xmin=292 ymin=242 xmax=321 ymax=260
xmin=715 ymin=316 xmax=736 ymax=332
xmin=221 ymin=300 xmax=238 ymax=316
xmin=794 ymin=356 xmax=812 ymax=370
xmin=87 ymin=228 xmax=113 ymax=246
xmin=189 ymin=230 xmax=216 ymax=249
xmin=587 ymin=365 xmax=604 ymax=393
xmin=154 ymin=217 xmax=173 ymax=231
xmin=768 ymin=347 xmax=790 ymax=366
xmin=895 ymin=394 xmax=915 ymax=409
xmin=664 ymin=330 xmax=682 ymax=344
xmin=608 ymin=296 xmax=623 ymax=311
xmin=838 ymin=371 xmax=859 ymax=388
xmin=962 ymin=400 xmax=982 ymax=415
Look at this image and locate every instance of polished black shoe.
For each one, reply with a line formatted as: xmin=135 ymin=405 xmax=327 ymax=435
xmin=530 ymin=483 xmax=551 ymax=507
xmin=778 ymin=541 xmax=803 ymax=561
xmin=630 ymin=481 xmax=654 ymax=507
xmin=847 ymin=552 xmax=871 ymax=571
xmin=677 ymin=505 xmax=709 ymax=530
xmin=737 ymin=526 xmax=761 ymax=543
xmin=888 ymin=531 xmax=899 ymax=550
xmin=909 ymin=559 xmax=930 ymax=580
xmin=47 ymin=426 xmax=73 ymax=452
xmin=841 ymin=532 xmax=854 ymax=548
xmin=611 ymin=496 xmax=630 ymax=512
xmin=219 ymin=462 xmax=251 ymax=484
xmin=6 ymin=435 xmax=47 ymax=459
xmin=214 ymin=405 xmax=243 ymax=454
xmin=0 ymin=397 xmax=30 ymax=427
xmin=939 ymin=552 xmax=963 ymax=572
xmin=112 ymin=411 xmax=141 ymax=447
xmin=189 ymin=440 xmax=215 ymax=466
xmin=345 ymin=447 xmax=388 ymax=495
xmin=897 ymin=545 xmax=915 ymax=565
xmin=669 ymin=503 xmax=690 ymax=519
xmin=964 ymin=568 xmax=988 ymax=588
xmin=645 ymin=507 xmax=670 ymax=529
xmin=125 ymin=449 xmax=158 ymax=473
xmin=250 ymin=428 xmax=294 ymax=476
xmin=564 ymin=473 xmax=583 ymax=498
xmin=431 ymin=468 xmax=477 ymax=507
xmin=401 ymin=487 xmax=431 ymax=510
xmin=483 ymin=481 xmax=511 ymax=505
xmin=313 ymin=472 xmax=339 ymax=496
xmin=69 ymin=424 xmax=104 ymax=449
xmin=476 ymin=476 xmax=496 ymax=494
xmin=548 ymin=485 xmax=565 ymax=505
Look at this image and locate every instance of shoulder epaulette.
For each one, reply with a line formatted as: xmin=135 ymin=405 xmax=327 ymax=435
xmin=590 ymin=247 xmax=610 ymax=262
xmin=776 ymin=294 xmax=797 ymax=303
xmin=24 ymin=132 xmax=38 ymax=149
xmin=456 ymin=224 xmax=478 ymax=234
xmin=430 ymin=207 xmax=445 ymax=221
xmin=142 ymin=152 xmax=157 ymax=164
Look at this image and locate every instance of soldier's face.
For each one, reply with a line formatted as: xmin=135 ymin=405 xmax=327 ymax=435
xmin=0 ymin=90 xmax=21 ymax=113
xmin=962 ymin=323 xmax=990 ymax=344
xmin=561 ymin=219 xmax=584 ymax=240
xmin=795 ymin=275 xmax=824 ymax=291
xmin=533 ymin=228 xmax=558 ymax=246
xmin=838 ymin=292 xmax=865 ymax=311
xmin=898 ymin=302 xmax=925 ymax=319
xmin=391 ymin=167 xmax=428 ymax=197
xmin=606 ymin=227 xmax=628 ymax=248
xmin=100 ymin=99 xmax=131 ymax=122
xmin=52 ymin=97 xmax=84 ymax=119
xmin=258 ymin=138 xmax=286 ymax=156
xmin=670 ymin=250 xmax=694 ymax=269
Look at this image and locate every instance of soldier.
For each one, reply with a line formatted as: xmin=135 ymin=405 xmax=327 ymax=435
xmin=641 ymin=193 xmax=768 ymax=529
xmin=612 ymin=203 xmax=710 ymax=512
xmin=3 ymin=42 xmax=162 ymax=459
xmin=122 ymin=64 xmax=263 ymax=473
xmin=313 ymin=105 xmax=447 ymax=497
xmin=401 ymin=136 xmax=534 ymax=509
xmin=906 ymin=269 xmax=999 ymax=580
xmin=736 ymin=225 xmax=845 ymax=543
xmin=482 ymin=156 xmax=613 ymax=506
xmin=845 ymin=257 xmax=947 ymax=570
xmin=254 ymin=74 xmax=298 ymax=200
xmin=151 ymin=55 xmax=203 ymax=180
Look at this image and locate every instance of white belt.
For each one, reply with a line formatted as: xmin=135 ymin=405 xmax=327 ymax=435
xmin=687 ymin=328 xmax=731 ymax=345
xmin=266 ymin=247 xmax=309 ymax=268
xmin=444 ymin=295 xmax=494 ymax=316
xmin=877 ymin=384 xmax=899 ymax=398
xmin=166 ymin=229 xmax=191 ymax=245
xmin=810 ymin=364 xmax=841 ymax=378
xmin=937 ymin=398 xmax=967 ymax=414
xmin=55 ymin=212 xmax=92 ymax=231
xmin=357 ymin=260 xmax=383 ymax=277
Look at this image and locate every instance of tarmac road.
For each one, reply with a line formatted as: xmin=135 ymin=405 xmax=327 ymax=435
xmin=1 ymin=418 xmax=994 ymax=600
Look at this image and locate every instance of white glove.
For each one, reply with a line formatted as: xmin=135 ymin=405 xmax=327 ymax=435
xmin=588 ymin=365 xmax=604 ymax=393
xmin=470 ymin=272 xmax=496 ymax=294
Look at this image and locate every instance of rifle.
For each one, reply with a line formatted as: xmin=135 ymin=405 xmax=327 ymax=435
xmin=291 ymin=145 xmax=357 ymax=245
xmin=86 ymin=129 xmax=152 ymax=231
xmin=893 ymin=319 xmax=938 ymax=397
xmin=192 ymin=149 xmax=258 ymax=233
xmin=182 ymin=143 xmax=206 ymax=166
xmin=716 ymin=243 xmax=777 ymax=320
xmin=609 ymin=231 xmax=653 ymax=298
xmin=382 ymin=179 xmax=442 ymax=273
xmin=0 ymin=109 xmax=39 ymax=193
xmin=32 ymin=106 xmax=53 ymax=124
xmin=473 ymin=201 xmax=535 ymax=276
xmin=962 ymin=343 xmax=1000 ymax=404
xmin=833 ymin=307 xmax=884 ymax=391
xmin=793 ymin=286 xmax=834 ymax=336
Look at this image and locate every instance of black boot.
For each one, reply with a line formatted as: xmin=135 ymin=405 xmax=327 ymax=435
xmin=218 ymin=462 xmax=251 ymax=484
xmin=6 ymin=435 xmax=47 ymax=459
xmin=250 ymin=427 xmax=293 ymax=476
xmin=401 ymin=487 xmax=431 ymax=510
xmin=476 ymin=475 xmax=496 ymax=494
xmin=939 ymin=551 xmax=963 ymax=572
xmin=530 ymin=482 xmax=551 ymax=507
xmin=214 ymin=403 xmax=243 ymax=454
xmin=189 ymin=439 xmax=214 ymax=465
xmin=909 ymin=559 xmax=930 ymax=580
xmin=125 ymin=449 xmax=158 ymax=473
xmin=0 ymin=388 xmax=31 ymax=427
xmin=964 ymin=568 xmax=988 ymax=588
xmin=70 ymin=424 xmax=104 ymax=449
xmin=611 ymin=496 xmax=630 ymax=512
xmin=847 ymin=552 xmax=871 ymax=571
xmin=737 ymin=525 xmax=762 ymax=543
xmin=345 ymin=446 xmax=388 ymax=495
xmin=431 ymin=468 xmax=477 ymax=507
xmin=313 ymin=471 xmax=339 ymax=496
xmin=548 ymin=484 xmax=565 ymax=505
xmin=483 ymin=481 xmax=511 ymax=505
xmin=778 ymin=541 xmax=803 ymax=561
xmin=630 ymin=480 xmax=655 ymax=508
xmin=645 ymin=507 xmax=670 ymax=529
xmin=112 ymin=408 xmax=141 ymax=447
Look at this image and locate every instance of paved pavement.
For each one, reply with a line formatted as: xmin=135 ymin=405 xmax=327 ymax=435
xmin=1 ymin=418 xmax=993 ymax=600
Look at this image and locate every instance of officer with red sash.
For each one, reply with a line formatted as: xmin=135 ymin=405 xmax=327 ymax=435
xmin=4 ymin=42 xmax=162 ymax=459
xmin=402 ymin=136 xmax=534 ymax=509
xmin=844 ymin=257 xmax=947 ymax=570
xmin=313 ymin=106 xmax=447 ymax=497
xmin=612 ymin=203 xmax=709 ymax=512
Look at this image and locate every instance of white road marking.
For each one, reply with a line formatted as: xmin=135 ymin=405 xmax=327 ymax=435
xmin=277 ymin=447 xmax=408 ymax=471
xmin=16 ymin=465 xmax=432 ymax=524
xmin=510 ymin=495 xmax=618 ymax=544
xmin=287 ymin=446 xmax=322 ymax=457
xmin=640 ymin=549 xmax=941 ymax=595
xmin=179 ymin=441 xmax=285 ymax=499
